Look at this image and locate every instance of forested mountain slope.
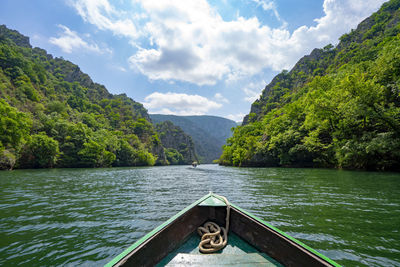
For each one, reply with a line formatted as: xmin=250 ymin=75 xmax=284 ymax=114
xmin=154 ymin=121 xmax=198 ymax=165
xmin=221 ymin=0 xmax=400 ymax=171
xmin=150 ymin=114 xmax=237 ymax=163
xmin=0 ymin=25 xmax=168 ymax=169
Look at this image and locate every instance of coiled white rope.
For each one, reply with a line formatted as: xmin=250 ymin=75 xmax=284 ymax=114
xmin=197 ymin=195 xmax=230 ymax=253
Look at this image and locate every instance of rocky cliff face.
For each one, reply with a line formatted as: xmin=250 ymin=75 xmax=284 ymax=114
xmin=155 ymin=121 xmax=198 ymax=165
xmin=243 ymin=46 xmax=336 ymax=125
xmin=0 ymin=25 xmax=31 ymax=48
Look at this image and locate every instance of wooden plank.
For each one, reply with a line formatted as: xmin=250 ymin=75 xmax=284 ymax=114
xmin=165 ymin=253 xmax=279 ymax=266
xmin=158 ymin=232 xmax=284 ymax=266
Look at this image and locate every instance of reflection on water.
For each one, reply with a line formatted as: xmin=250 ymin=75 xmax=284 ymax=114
xmin=0 ymin=165 xmax=399 ymax=266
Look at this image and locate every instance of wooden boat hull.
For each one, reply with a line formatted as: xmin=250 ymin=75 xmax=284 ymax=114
xmin=106 ymin=193 xmax=340 ymax=267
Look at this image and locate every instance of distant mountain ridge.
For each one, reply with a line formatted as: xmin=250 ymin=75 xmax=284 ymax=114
xmin=150 ymin=114 xmax=237 ymax=163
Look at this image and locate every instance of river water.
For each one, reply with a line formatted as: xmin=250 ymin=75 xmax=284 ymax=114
xmin=0 ymin=165 xmax=399 ymax=266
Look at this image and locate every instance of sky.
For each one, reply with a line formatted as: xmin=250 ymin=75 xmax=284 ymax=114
xmin=0 ymin=0 xmax=388 ymax=122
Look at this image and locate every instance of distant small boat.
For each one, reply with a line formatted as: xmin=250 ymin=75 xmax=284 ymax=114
xmin=106 ymin=193 xmax=340 ymax=267
xmin=192 ymin=161 xmax=198 ymax=168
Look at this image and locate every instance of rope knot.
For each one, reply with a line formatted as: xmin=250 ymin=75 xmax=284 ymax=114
xmin=197 ymin=195 xmax=230 ymax=253
xmin=197 ymin=222 xmax=227 ymax=253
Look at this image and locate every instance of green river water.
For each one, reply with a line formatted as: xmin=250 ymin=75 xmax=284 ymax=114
xmin=0 ymin=165 xmax=399 ymax=266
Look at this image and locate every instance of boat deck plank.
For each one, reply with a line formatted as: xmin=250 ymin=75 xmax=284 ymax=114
xmin=165 ymin=253 xmax=277 ymax=266
xmin=156 ymin=232 xmax=283 ymax=266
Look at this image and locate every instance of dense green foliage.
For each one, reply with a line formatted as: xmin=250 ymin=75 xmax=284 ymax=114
xmin=221 ymin=0 xmax=400 ymax=171
xmin=154 ymin=121 xmax=198 ymax=165
xmin=150 ymin=114 xmax=236 ymax=163
xmin=19 ymin=133 xmax=59 ymax=168
xmin=0 ymin=25 xmax=167 ymax=169
xmin=164 ymin=148 xmax=185 ymax=165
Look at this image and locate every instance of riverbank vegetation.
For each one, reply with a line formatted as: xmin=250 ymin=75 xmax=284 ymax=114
xmin=220 ymin=0 xmax=400 ymax=171
xmin=0 ymin=25 xmax=168 ymax=170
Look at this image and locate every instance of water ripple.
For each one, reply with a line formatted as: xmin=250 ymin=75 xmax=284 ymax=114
xmin=0 ymin=165 xmax=399 ymax=266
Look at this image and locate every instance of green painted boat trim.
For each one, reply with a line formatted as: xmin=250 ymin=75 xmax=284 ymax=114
xmin=198 ymin=194 xmax=226 ymax=206
xmin=210 ymin=193 xmax=341 ymax=267
xmin=105 ymin=193 xmax=212 ymax=267
xmin=105 ymin=192 xmax=341 ymax=267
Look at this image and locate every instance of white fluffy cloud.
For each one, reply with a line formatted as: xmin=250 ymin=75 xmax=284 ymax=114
xmin=71 ymin=0 xmax=138 ymax=39
xmin=285 ymin=0 xmax=388 ymax=61
xmin=49 ymin=25 xmax=109 ymax=54
xmin=69 ymin=0 xmax=388 ymax=85
xmin=129 ymin=0 xmax=282 ymax=85
xmin=132 ymin=0 xmax=387 ymax=85
xmin=143 ymin=92 xmax=222 ymax=115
